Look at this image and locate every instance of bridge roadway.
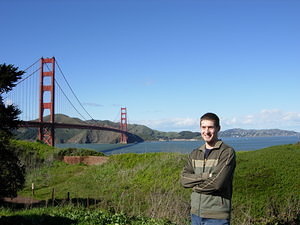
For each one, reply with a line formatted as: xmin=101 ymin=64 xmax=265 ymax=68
xmin=20 ymin=121 xmax=130 ymax=135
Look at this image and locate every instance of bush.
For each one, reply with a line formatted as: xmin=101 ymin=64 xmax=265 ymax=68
xmin=54 ymin=147 xmax=105 ymax=160
xmin=0 ymin=147 xmax=25 ymax=198
xmin=0 ymin=206 xmax=176 ymax=225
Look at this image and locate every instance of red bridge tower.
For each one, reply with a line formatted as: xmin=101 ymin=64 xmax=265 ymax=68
xmin=119 ymin=107 xmax=128 ymax=144
xmin=39 ymin=57 xmax=55 ymax=146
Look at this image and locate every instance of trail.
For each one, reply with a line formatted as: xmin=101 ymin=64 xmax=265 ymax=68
xmin=2 ymin=196 xmax=41 ymax=204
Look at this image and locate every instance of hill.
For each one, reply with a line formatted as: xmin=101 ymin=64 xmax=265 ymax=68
xmin=15 ymin=114 xmax=201 ymax=144
xmin=4 ymin=140 xmax=300 ymax=225
xmin=219 ymin=128 xmax=299 ymax=137
xmin=15 ymin=114 xmax=299 ymax=144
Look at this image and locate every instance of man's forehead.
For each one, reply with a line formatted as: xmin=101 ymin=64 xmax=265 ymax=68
xmin=200 ymin=119 xmax=216 ymax=126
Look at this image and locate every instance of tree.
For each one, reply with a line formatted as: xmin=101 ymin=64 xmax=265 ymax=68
xmin=0 ymin=63 xmax=25 ymax=198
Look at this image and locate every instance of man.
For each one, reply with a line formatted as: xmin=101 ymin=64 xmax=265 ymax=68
xmin=181 ymin=113 xmax=236 ymax=225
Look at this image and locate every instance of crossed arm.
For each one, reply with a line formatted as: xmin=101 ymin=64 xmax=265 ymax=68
xmin=180 ymin=149 xmax=235 ymax=195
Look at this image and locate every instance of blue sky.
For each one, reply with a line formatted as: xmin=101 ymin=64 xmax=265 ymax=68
xmin=1 ymin=0 xmax=300 ymax=132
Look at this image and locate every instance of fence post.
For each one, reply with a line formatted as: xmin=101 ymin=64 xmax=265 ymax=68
xmin=32 ymin=183 xmax=35 ymax=196
xmin=51 ymin=188 xmax=55 ymax=206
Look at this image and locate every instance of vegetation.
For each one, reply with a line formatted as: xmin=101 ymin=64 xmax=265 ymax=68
xmin=9 ymin=140 xmax=105 ymax=171
xmin=232 ymin=144 xmax=300 ymax=224
xmin=0 ymin=206 xmax=175 ymax=225
xmin=0 ymin=63 xmax=25 ymax=198
xmin=18 ymin=152 xmax=188 ymax=224
xmin=54 ymin=147 xmax=105 ymax=157
xmin=1 ymin=141 xmax=300 ymax=224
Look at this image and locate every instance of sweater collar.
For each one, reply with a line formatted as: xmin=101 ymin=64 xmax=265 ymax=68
xmin=199 ymin=140 xmax=223 ymax=151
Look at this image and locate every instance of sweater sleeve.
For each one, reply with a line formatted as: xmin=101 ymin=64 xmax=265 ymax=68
xmin=192 ymin=148 xmax=236 ymax=194
xmin=180 ymin=154 xmax=209 ymax=188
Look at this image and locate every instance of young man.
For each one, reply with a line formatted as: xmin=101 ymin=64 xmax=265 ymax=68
xmin=181 ymin=113 xmax=236 ymax=225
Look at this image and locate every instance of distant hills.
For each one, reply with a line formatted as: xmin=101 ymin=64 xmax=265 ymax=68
xmin=15 ymin=114 xmax=299 ymax=144
xmin=219 ymin=128 xmax=299 ymax=137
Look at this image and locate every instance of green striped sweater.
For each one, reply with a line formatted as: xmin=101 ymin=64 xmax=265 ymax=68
xmin=181 ymin=140 xmax=236 ymax=220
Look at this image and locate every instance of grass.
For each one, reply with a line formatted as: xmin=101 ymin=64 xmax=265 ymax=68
xmin=19 ymin=152 xmax=189 ymax=224
xmin=232 ymin=144 xmax=300 ymax=224
xmin=1 ymin=141 xmax=300 ymax=224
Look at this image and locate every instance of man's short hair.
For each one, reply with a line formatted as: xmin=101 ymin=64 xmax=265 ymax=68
xmin=200 ymin=112 xmax=220 ymax=128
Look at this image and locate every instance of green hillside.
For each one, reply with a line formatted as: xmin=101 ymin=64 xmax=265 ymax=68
xmin=2 ymin=140 xmax=299 ymax=225
xmin=15 ymin=114 xmax=201 ymax=144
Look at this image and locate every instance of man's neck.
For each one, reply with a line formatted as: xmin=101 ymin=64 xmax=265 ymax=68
xmin=205 ymin=139 xmax=218 ymax=149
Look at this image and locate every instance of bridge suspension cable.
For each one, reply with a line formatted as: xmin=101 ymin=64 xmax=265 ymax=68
xmin=2 ymin=59 xmax=40 ymax=121
xmin=23 ymin=58 xmax=40 ymax=72
xmin=3 ymin=59 xmax=40 ymax=99
xmin=54 ymin=79 xmax=88 ymax=121
xmin=55 ymin=60 xmax=95 ymax=121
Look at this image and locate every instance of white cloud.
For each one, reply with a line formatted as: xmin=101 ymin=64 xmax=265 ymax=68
xmin=136 ymin=117 xmax=199 ymax=132
xmin=242 ymin=115 xmax=254 ymax=125
xmin=222 ymin=109 xmax=300 ymax=131
xmin=282 ymin=112 xmax=300 ymax=121
xmin=133 ymin=109 xmax=300 ymax=132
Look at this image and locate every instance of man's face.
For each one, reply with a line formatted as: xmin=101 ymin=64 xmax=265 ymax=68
xmin=200 ymin=119 xmax=219 ymax=144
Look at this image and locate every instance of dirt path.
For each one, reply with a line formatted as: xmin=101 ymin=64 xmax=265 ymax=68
xmin=2 ymin=196 xmax=41 ymax=204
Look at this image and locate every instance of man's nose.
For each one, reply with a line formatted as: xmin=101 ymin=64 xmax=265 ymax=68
xmin=203 ymin=128 xmax=209 ymax=133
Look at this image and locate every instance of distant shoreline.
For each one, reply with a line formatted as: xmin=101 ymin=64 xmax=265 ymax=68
xmin=156 ymin=135 xmax=300 ymax=142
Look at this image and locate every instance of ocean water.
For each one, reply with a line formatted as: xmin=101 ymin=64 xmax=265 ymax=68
xmin=56 ymin=136 xmax=300 ymax=155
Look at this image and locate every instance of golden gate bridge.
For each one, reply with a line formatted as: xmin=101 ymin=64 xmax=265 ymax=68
xmin=3 ymin=57 xmax=134 ymax=146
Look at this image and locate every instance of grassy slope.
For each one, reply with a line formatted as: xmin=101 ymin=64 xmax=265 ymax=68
xmin=20 ymin=152 xmax=189 ymax=224
xmin=233 ymin=144 xmax=300 ymax=221
xmin=7 ymin=141 xmax=300 ymax=224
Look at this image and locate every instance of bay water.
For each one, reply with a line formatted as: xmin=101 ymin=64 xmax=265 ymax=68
xmin=56 ymin=136 xmax=299 ymax=155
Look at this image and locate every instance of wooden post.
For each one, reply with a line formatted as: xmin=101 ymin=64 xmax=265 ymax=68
xmin=51 ymin=188 xmax=55 ymax=206
xmin=31 ymin=183 xmax=35 ymax=196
